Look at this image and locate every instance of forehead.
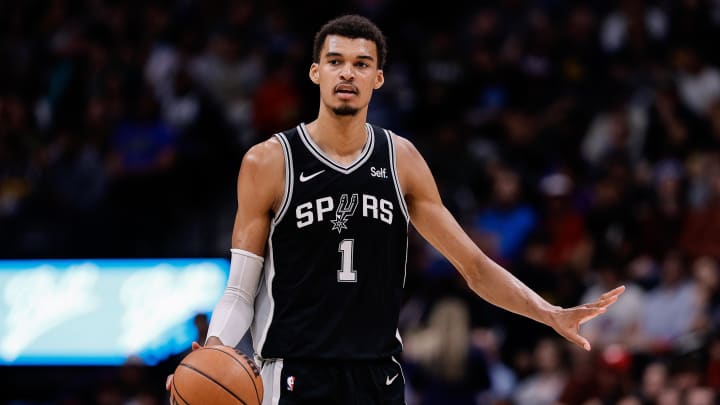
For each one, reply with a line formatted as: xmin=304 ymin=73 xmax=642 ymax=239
xmin=321 ymin=35 xmax=377 ymax=59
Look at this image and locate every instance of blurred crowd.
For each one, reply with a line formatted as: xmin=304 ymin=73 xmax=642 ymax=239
xmin=2 ymin=0 xmax=720 ymax=404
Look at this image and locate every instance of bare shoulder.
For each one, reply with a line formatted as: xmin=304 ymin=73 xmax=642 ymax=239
xmin=242 ymin=136 xmax=284 ymax=173
xmin=237 ymin=137 xmax=285 ymax=209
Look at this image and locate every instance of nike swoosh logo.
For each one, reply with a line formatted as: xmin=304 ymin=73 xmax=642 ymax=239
xmin=385 ymin=373 xmax=399 ymax=385
xmin=299 ymin=170 xmax=325 ymax=182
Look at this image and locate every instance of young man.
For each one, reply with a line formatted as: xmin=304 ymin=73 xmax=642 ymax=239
xmin=168 ymin=14 xmax=624 ymax=404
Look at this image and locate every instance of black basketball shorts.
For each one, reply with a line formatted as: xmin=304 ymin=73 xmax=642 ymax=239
xmin=259 ymin=357 xmax=405 ymax=405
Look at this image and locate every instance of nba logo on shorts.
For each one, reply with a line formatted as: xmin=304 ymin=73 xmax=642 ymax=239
xmin=286 ymin=375 xmax=296 ymax=391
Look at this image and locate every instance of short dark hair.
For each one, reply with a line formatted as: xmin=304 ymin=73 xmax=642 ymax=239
xmin=312 ymin=14 xmax=387 ymax=70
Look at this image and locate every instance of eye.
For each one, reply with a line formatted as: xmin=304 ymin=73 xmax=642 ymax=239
xmin=356 ymin=62 xmax=369 ymax=68
xmin=328 ymin=59 xmax=340 ymax=65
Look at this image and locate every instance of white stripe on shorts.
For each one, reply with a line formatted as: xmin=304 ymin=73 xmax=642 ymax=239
xmin=260 ymin=359 xmax=284 ymax=405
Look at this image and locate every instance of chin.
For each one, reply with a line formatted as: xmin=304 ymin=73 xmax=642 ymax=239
xmin=332 ymin=106 xmax=360 ymax=116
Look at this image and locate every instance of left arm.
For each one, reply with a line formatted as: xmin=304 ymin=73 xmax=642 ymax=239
xmin=394 ymin=135 xmax=624 ymax=350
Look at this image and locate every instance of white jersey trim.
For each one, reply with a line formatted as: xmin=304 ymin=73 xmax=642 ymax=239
xmin=273 ymin=133 xmax=294 ymax=224
xmin=298 ymin=122 xmax=375 ymax=174
xmin=385 ymin=130 xmax=410 ymax=223
xmin=387 ymin=130 xmax=410 ymax=288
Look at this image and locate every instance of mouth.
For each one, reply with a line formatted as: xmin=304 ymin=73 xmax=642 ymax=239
xmin=334 ymin=83 xmax=358 ymax=96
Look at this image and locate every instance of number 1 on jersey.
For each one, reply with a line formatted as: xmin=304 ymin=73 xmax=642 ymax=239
xmin=338 ymin=239 xmax=357 ymax=282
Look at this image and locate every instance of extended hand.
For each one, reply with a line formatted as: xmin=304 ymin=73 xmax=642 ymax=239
xmin=547 ymin=286 xmax=625 ymax=351
xmin=166 ymin=341 xmax=202 ymax=404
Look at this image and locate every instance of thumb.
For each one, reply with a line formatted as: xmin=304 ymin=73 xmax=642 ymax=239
xmin=565 ymin=332 xmax=591 ymax=351
xmin=191 ymin=341 xmax=202 ymax=350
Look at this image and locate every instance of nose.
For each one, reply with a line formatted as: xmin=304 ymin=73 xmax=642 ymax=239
xmin=339 ymin=63 xmax=354 ymax=81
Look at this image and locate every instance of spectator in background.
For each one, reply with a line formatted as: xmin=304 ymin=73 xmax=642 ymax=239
xmin=106 ymin=86 xmax=177 ymax=178
xmin=536 ymin=171 xmax=590 ymax=272
xmin=692 ymin=256 xmax=720 ymax=332
xmin=497 ymin=106 xmax=550 ymax=183
xmin=558 ymin=343 xmax=634 ymax=404
xmin=681 ymin=152 xmax=720 ymax=258
xmin=403 ymin=297 xmax=491 ymax=405
xmin=511 ymin=337 xmax=568 ymax=405
xmin=105 ymin=85 xmax=178 ymax=255
xmin=600 ymin=0 xmax=668 ymax=56
xmin=635 ymin=158 xmax=687 ymax=259
xmin=43 ymin=130 xmax=107 ymax=212
xmin=473 ymin=327 xmax=517 ymax=404
xmin=656 ymin=387 xmax=682 ymax=405
xmin=686 ymin=387 xmax=716 ymax=405
xmin=643 ymin=80 xmax=703 ymax=163
xmin=584 ymin=155 xmax=640 ymax=263
xmin=673 ymin=44 xmax=720 ymax=118
xmin=0 ymin=94 xmax=39 ymax=218
xmin=251 ymin=59 xmax=301 ymax=139
xmin=705 ymin=100 xmax=720 ymax=150
xmin=472 ymin=163 xmax=538 ymax=265
xmin=581 ymin=94 xmax=647 ymax=168
xmin=705 ymin=333 xmax=720 ymax=391
xmin=632 ymin=250 xmax=704 ymax=356
xmin=637 ymin=361 xmax=670 ymax=404
xmin=189 ymin=25 xmax=265 ymax=145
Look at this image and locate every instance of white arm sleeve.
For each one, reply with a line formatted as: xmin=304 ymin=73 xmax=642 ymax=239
xmin=206 ymin=249 xmax=264 ymax=347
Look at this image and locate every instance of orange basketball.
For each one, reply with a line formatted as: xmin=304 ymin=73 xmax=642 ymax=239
xmin=171 ymin=346 xmax=264 ymax=405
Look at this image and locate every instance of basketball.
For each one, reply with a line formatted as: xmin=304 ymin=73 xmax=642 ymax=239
xmin=171 ymin=346 xmax=264 ymax=405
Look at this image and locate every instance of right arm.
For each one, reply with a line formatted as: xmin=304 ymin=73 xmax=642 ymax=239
xmin=394 ymin=135 xmax=623 ymax=350
xmin=205 ymin=138 xmax=285 ymax=347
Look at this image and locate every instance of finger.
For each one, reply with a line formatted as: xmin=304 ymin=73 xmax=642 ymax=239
xmin=192 ymin=341 xmax=202 ymax=350
xmin=586 ymin=290 xmax=624 ymax=309
xmin=166 ymin=374 xmax=173 ymax=391
xmin=600 ymin=285 xmax=625 ymax=300
xmin=589 ymin=294 xmax=620 ymax=309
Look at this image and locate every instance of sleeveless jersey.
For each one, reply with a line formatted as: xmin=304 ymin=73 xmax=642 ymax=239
xmin=251 ymin=122 xmax=409 ymax=360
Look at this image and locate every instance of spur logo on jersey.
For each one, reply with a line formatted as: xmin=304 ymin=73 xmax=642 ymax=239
xmin=370 ymin=166 xmax=388 ymax=179
xmin=296 ymin=193 xmax=393 ymax=231
xmin=330 ymin=193 xmax=358 ymax=233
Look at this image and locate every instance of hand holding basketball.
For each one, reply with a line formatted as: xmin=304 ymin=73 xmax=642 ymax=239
xmin=168 ymin=344 xmax=264 ymax=405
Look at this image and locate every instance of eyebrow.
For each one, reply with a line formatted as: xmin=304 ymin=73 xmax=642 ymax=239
xmin=325 ymin=52 xmax=375 ymax=61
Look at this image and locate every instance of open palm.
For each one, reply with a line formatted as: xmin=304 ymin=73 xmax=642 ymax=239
xmin=547 ymin=286 xmax=625 ymax=351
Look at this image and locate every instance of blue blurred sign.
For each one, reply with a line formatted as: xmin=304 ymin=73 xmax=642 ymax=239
xmin=0 ymin=258 xmax=228 ymax=366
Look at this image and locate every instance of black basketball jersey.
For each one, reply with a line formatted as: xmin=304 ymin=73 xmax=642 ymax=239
xmin=251 ymin=122 xmax=409 ymax=361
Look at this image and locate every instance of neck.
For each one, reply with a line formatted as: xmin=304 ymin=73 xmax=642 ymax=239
xmin=305 ymin=109 xmax=369 ymax=158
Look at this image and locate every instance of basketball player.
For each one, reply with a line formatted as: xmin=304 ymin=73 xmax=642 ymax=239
xmin=167 ymin=14 xmax=624 ymax=404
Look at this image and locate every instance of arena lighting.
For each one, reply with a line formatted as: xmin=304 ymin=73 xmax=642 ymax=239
xmin=0 ymin=258 xmax=229 ymax=366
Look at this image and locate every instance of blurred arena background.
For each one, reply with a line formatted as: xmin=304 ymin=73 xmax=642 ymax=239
xmin=2 ymin=0 xmax=720 ymax=404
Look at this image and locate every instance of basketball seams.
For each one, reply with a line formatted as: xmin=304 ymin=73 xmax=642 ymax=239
xmin=208 ymin=347 xmax=261 ymax=377
xmin=179 ymin=362 xmax=250 ymax=405
xmin=172 ymin=378 xmax=190 ymax=405
xmin=203 ymin=346 xmax=262 ymax=405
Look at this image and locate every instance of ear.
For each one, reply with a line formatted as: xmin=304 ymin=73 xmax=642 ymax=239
xmin=309 ymin=63 xmax=320 ymax=85
xmin=374 ymin=69 xmax=385 ymax=90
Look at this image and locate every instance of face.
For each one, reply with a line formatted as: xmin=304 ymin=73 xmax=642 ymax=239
xmin=309 ymin=35 xmax=384 ymax=116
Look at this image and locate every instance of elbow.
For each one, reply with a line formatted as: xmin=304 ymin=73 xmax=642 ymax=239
xmin=458 ymin=255 xmax=491 ymax=294
xmin=224 ymin=286 xmax=255 ymax=305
